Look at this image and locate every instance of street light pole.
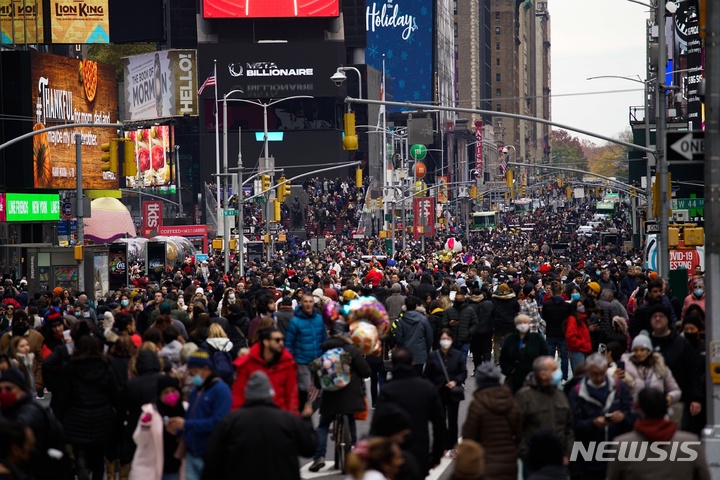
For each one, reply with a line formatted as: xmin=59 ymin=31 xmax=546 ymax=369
xmin=655 ymin=0 xmax=670 ymax=278
xmin=75 ymin=133 xmax=85 ymax=292
xmin=221 ymin=89 xmax=244 ymax=274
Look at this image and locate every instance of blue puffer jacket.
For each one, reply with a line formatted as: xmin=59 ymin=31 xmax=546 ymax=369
xmin=184 ymin=376 xmax=232 ymax=457
xmin=285 ymin=306 xmax=328 ymax=365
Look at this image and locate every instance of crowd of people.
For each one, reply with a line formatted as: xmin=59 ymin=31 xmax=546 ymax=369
xmin=0 ymin=188 xmax=709 ymax=480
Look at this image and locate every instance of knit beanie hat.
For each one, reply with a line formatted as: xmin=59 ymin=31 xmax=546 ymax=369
xmin=0 ymin=368 xmax=29 ymax=393
xmin=245 ymin=371 xmax=274 ymax=404
xmin=631 ymin=330 xmax=653 ymax=351
xmin=157 ymin=374 xmax=181 ymax=395
xmin=453 ymin=440 xmax=485 ymax=480
xmin=370 ymin=402 xmax=412 ymax=437
xmin=497 ymin=283 xmax=511 ymax=294
xmin=474 ymin=362 xmax=502 ymax=383
xmin=587 ymin=282 xmax=601 ymax=294
xmin=187 ymin=350 xmax=213 ymax=369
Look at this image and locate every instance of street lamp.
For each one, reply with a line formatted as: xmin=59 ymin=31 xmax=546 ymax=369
xmin=221 ymin=94 xmax=313 ymax=264
xmin=330 ymin=66 xmax=362 ymax=111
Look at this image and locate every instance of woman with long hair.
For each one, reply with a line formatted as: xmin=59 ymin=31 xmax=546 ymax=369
xmin=9 ymin=336 xmax=35 ymax=393
xmin=187 ymin=313 xmax=212 ymax=345
xmin=62 ymin=320 xmax=118 ymax=480
xmin=345 ymin=437 xmax=405 ymax=480
xmin=219 ymin=287 xmax=238 ymax=317
xmin=565 ymin=299 xmax=592 ymax=372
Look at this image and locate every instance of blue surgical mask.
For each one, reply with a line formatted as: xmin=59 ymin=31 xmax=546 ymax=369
xmin=596 ymin=270 xmax=601 ymax=276
xmin=121 ymin=299 xmax=129 ymax=307
xmin=571 ymin=293 xmax=581 ymax=301
xmin=192 ymin=374 xmax=204 ymax=387
xmin=694 ymin=289 xmax=704 ymax=297
xmin=551 ymin=368 xmax=562 ymax=386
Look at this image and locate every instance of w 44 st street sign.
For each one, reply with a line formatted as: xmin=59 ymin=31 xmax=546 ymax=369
xmin=667 ymin=131 xmax=704 ymax=162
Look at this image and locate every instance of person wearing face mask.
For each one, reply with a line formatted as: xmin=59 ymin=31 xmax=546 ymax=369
xmin=166 ymin=350 xmax=231 ymax=480
xmin=218 ymin=288 xmax=237 ymax=318
xmin=442 ymin=293 xmax=479 ymax=365
xmin=515 ymin=356 xmax=574 ymax=478
xmin=619 ymin=330 xmax=681 ymax=406
xmin=564 ymin=300 xmax=593 ymax=372
xmin=681 ymin=278 xmax=705 ymax=323
xmin=567 ymin=353 xmax=634 ymax=480
xmin=681 ymin=310 xmax=706 ymax=435
xmin=423 ymin=329 xmax=467 ymax=458
xmin=499 ymin=315 xmax=550 ymax=393
xmin=0 ymin=310 xmax=44 ymax=398
xmin=130 ymin=375 xmax=186 ymax=480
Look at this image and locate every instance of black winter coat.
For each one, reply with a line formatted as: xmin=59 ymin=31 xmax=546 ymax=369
xmin=468 ymin=299 xmax=494 ymax=334
xmin=651 ymin=331 xmax=701 ymax=404
xmin=491 ymin=295 xmax=520 ymax=332
xmin=318 ymin=337 xmax=371 ymax=415
xmin=442 ymin=305 xmax=479 ymax=345
xmin=499 ymin=333 xmax=551 ymax=393
xmin=542 ymin=296 xmax=570 ymax=338
xmin=377 ymin=365 xmax=445 ymax=475
xmin=424 ymin=348 xmax=467 ymax=395
xmin=62 ymin=355 xmax=118 ymax=445
xmin=202 ymin=402 xmax=316 ymax=480
xmin=119 ymin=351 xmax=163 ymax=462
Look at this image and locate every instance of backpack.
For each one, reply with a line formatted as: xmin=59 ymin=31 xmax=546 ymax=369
xmin=210 ymin=348 xmax=235 ymax=386
xmin=312 ymin=347 xmax=352 ymax=392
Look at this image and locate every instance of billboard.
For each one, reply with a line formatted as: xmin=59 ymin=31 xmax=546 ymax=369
xmin=413 ymin=197 xmax=435 ymax=240
xmin=30 ymin=52 xmax=118 ymax=189
xmin=1 ymin=0 xmax=44 ymax=44
xmin=365 ymin=0 xmax=434 ymax=104
xmin=124 ymin=126 xmax=174 ymax=187
xmin=197 ymin=41 xmax=344 ymax=100
xmin=203 ymin=0 xmax=339 ymax=18
xmin=51 ymin=0 xmax=109 ymax=44
xmin=108 ymin=243 xmax=128 ymax=291
xmin=142 ymin=200 xmax=163 ymax=236
xmin=2 ymin=193 xmax=61 ymax=222
xmin=146 ymin=241 xmax=166 ymax=282
xmin=123 ymin=50 xmax=198 ymax=121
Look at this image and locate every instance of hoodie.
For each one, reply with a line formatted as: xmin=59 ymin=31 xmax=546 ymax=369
xmin=633 ymin=419 xmax=677 ymax=442
xmin=395 ymin=310 xmax=433 ymax=364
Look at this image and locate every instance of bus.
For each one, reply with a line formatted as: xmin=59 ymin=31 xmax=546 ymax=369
xmin=513 ymin=198 xmax=533 ymax=214
xmin=596 ymin=201 xmax=616 ymax=217
xmin=471 ymin=211 xmax=498 ymax=230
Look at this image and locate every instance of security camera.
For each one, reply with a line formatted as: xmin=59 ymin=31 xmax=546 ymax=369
xmin=331 ymin=70 xmax=347 ymax=87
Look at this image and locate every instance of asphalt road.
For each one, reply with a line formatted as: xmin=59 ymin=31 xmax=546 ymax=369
xmin=299 ymin=359 xmax=476 ymax=480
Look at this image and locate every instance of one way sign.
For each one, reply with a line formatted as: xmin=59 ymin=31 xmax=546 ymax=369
xmin=667 ymin=131 xmax=704 ymax=161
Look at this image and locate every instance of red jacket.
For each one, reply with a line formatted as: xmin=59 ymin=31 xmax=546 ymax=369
xmin=231 ymin=342 xmax=299 ymax=414
xmin=565 ymin=314 xmax=592 ymax=354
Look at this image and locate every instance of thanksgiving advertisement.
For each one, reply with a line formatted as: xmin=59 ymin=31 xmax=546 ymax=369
xmin=30 ymin=51 xmax=118 ymax=190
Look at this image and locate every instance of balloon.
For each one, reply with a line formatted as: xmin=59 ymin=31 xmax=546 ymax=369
xmin=350 ymin=321 xmax=380 ymax=355
xmin=346 ymin=296 xmax=389 ymax=337
xmin=445 ymin=238 xmax=462 ymax=252
xmin=322 ymin=301 xmax=343 ymax=328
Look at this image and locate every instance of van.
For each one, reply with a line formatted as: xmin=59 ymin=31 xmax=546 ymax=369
xmin=577 ymin=226 xmax=594 ymax=236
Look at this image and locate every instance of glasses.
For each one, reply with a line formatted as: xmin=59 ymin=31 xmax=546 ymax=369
xmin=270 ymin=337 xmax=285 ymax=343
xmin=6 ymin=307 xmax=13 ymax=311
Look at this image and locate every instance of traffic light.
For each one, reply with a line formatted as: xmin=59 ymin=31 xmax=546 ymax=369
xmin=356 ymin=168 xmax=363 ymax=188
xmin=521 ymin=186 xmax=526 ymax=197
xmin=566 ymin=186 xmax=572 ymax=199
xmin=276 ymin=176 xmax=287 ymax=202
xmin=685 ymin=227 xmax=704 ymax=246
xmin=101 ymin=140 xmax=118 ymax=175
xmin=282 ymin=178 xmax=291 ymax=201
xmin=261 ymin=174 xmax=271 ymax=192
xmin=651 ymin=174 xmax=673 ymax=218
xmin=273 ymin=199 xmax=281 ymax=222
xmin=469 ymin=186 xmax=478 ymax=200
xmin=668 ymin=227 xmax=680 ymax=247
xmin=506 ymin=170 xmax=513 ymax=189
xmin=121 ymin=139 xmax=137 ymax=177
xmin=343 ymin=112 xmax=358 ymax=151
xmin=376 ymin=197 xmax=382 ymax=208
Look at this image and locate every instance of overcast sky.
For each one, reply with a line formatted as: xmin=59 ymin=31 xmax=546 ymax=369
xmin=550 ymin=0 xmax=649 ymax=144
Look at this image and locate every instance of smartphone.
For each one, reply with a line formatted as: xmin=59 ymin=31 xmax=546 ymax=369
xmin=616 ymin=360 xmax=625 ymax=370
xmin=63 ymin=330 xmax=71 ymax=341
xmin=604 ymin=413 xmax=614 ymax=420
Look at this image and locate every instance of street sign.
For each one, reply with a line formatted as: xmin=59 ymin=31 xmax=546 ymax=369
xmin=672 ymin=198 xmax=704 ymax=210
xmin=644 ymin=221 xmax=660 ymax=234
xmin=410 ymin=144 xmax=427 ymax=160
xmin=62 ymin=202 xmax=72 ymax=220
xmin=667 ymin=131 xmax=704 ymax=161
xmin=243 ymin=227 xmax=252 ymax=234
xmin=230 ymin=228 xmax=239 ymax=235
xmin=270 ymin=223 xmax=282 ymax=232
xmin=223 ymin=209 xmax=237 ymax=216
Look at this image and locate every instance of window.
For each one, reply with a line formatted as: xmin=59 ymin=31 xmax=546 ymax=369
xmin=454 ymin=23 xmax=458 ymax=37
xmin=496 ymin=73 xmax=501 ymax=81
xmin=495 ymin=27 xmax=501 ymax=34
xmin=496 ymin=88 xmax=501 ymax=97
xmin=496 ymin=58 xmax=500 ymax=66
xmin=496 ymin=104 xmax=502 ymax=112
xmin=453 ymin=0 xmax=457 ymax=14
xmin=496 ymin=43 xmax=500 ymax=50
xmin=495 ymin=12 xmax=500 ymax=20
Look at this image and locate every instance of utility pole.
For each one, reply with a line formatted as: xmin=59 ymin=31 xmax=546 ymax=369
xmin=704 ymin=0 xmax=720 ymax=435
xmin=655 ymin=0 xmax=670 ymax=278
xmin=75 ymin=133 xmax=85 ymax=292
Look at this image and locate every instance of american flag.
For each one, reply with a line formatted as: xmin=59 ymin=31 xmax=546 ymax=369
xmin=197 ymin=68 xmax=216 ymax=95
xmin=499 ymin=152 xmax=508 ymax=176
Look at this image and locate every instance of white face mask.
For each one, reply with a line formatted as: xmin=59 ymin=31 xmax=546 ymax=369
xmin=228 ymin=294 xmax=235 ymax=302
xmin=439 ymin=339 xmax=453 ymax=350
xmin=516 ymin=323 xmax=530 ymax=333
